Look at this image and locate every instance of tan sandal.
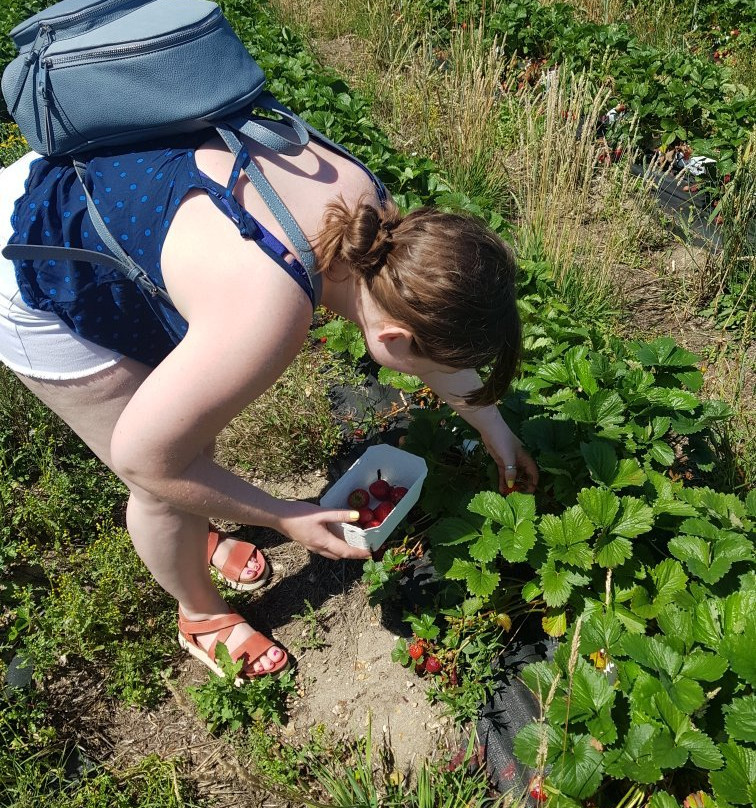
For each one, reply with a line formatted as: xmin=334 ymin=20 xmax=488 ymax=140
xmin=207 ymin=530 xmax=270 ymax=592
xmin=177 ymin=608 xmax=289 ymax=683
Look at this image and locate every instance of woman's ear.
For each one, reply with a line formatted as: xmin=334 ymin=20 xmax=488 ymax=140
xmin=376 ymin=324 xmax=413 ymax=346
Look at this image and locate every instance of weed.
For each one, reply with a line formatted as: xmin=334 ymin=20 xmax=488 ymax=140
xmin=292 ymin=599 xmax=330 ymax=652
xmin=13 ymin=524 xmax=174 ymax=687
xmin=187 ymin=644 xmax=296 ymax=733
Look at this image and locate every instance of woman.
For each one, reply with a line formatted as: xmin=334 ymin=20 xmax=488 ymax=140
xmin=0 ymin=124 xmax=538 ymax=681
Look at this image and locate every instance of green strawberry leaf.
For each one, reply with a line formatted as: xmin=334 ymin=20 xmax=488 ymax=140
xmin=595 ymin=534 xmax=633 ymax=568
xmin=522 ymin=580 xmax=542 ymax=602
xmin=631 ymin=560 xmax=688 ymax=620
xmin=581 ymin=440 xmax=618 ymax=487
xmin=540 ymin=506 xmax=596 ymax=546
xmin=542 ymin=608 xmax=568 ymax=637
xmin=469 ymin=523 xmax=500 ymax=563
xmin=522 ymin=660 xmax=558 ymax=700
xmin=720 ymin=614 xmax=756 ymax=686
xmin=693 ymin=599 xmax=723 ymax=649
xmin=649 ymin=441 xmax=676 ymax=466
xmin=467 ymin=491 xmax=510 ymax=524
xmin=540 ymin=563 xmax=589 ymax=608
xmin=656 ymin=603 xmax=694 ymax=649
xmin=632 ymin=337 xmax=699 ymax=368
xmin=709 ymin=742 xmax=756 ymax=806
xmin=580 ymin=609 xmax=625 ymax=657
xmin=376 ymin=366 xmax=423 ymax=393
xmin=513 ymin=721 xmax=562 ymax=767
xmin=680 ymin=649 xmax=729 ymax=682
xmin=679 ymin=729 xmax=724 ymax=770
xmin=648 ymin=793 xmax=678 ymax=808
xmin=548 ymin=734 xmax=604 ymax=799
xmin=465 ymin=565 xmax=500 ymax=598
xmin=746 ymin=489 xmax=756 ymax=518
xmin=680 ymin=518 xmax=720 ymax=539
xmin=621 ymin=634 xmax=683 ymax=678
xmin=612 ymin=497 xmax=654 ymax=538
xmin=669 ymin=677 xmax=706 ymax=714
xmin=612 ymin=458 xmax=646 ymax=490
xmin=577 ymin=487 xmax=620 ymax=528
xmin=551 ymin=541 xmax=594 ymax=569
xmin=645 ymin=387 xmax=700 ymax=411
xmin=499 ymin=520 xmax=537 ymax=563
xmin=605 ymin=724 xmax=662 ymax=784
xmin=652 ymin=729 xmax=689 ymax=770
xmin=724 ymin=695 xmax=756 ymax=743
xmin=428 ymin=517 xmax=480 ymax=546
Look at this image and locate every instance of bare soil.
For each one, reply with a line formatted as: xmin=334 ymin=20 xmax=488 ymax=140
xmin=48 ymin=469 xmax=458 ymax=806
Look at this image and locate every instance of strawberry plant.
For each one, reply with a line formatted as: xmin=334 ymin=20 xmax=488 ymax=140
xmin=363 ymin=237 xmax=753 ymax=801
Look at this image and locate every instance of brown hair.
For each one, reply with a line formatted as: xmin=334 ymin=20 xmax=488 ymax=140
xmin=316 ymin=196 xmax=521 ymax=406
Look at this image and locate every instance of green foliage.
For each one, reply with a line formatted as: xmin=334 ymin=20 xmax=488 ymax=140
xmin=365 ymin=249 xmax=754 ymax=803
xmin=187 ymin=645 xmax=295 ymax=733
xmin=9 ymin=524 xmax=174 ymax=706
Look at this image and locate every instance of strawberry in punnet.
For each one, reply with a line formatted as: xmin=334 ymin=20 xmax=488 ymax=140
xmin=369 ymin=470 xmax=392 ymax=501
xmin=363 ymin=519 xmax=382 ymax=529
xmin=357 ymin=507 xmax=374 ymax=526
xmin=390 ymin=485 xmax=408 ymax=504
xmin=408 ymin=642 xmax=424 ymax=660
xmin=347 ymin=488 xmax=370 ymax=509
xmin=373 ymin=501 xmax=394 ymax=524
xmin=529 ymin=776 xmax=547 ymax=803
xmin=425 ymin=655 xmax=442 ymax=674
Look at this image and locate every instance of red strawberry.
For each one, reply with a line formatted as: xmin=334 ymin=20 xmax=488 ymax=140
xmin=363 ymin=519 xmax=382 ymax=529
xmin=408 ymin=642 xmax=424 ymax=660
xmin=390 ymin=486 xmax=408 ymax=504
xmin=358 ymin=507 xmax=374 ymax=525
xmin=369 ymin=470 xmax=392 ymax=501
xmin=347 ymin=488 xmax=370 ymax=509
xmin=425 ymin=655 xmax=442 ymax=674
xmin=373 ymin=501 xmax=394 ymax=523
xmin=414 ymin=658 xmax=426 ymax=673
xmin=529 ymin=776 xmax=547 ymax=802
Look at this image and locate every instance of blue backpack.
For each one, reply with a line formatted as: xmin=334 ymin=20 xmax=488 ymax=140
xmin=1 ymin=0 xmax=385 ymax=307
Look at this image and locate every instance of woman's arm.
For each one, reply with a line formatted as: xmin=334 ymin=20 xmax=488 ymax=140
xmin=109 ymin=194 xmax=369 ymax=560
xmin=420 ymin=368 xmax=539 ymax=493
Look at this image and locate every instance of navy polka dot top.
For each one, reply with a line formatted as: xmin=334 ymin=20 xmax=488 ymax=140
xmin=9 ymin=131 xmax=316 ymax=368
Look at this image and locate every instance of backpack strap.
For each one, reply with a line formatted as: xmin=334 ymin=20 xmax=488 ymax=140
xmin=214 ymin=120 xmax=323 ymax=307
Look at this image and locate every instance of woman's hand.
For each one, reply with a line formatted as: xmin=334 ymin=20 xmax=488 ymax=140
xmin=480 ymin=418 xmax=539 ymax=494
xmin=276 ymin=501 xmax=372 ymax=560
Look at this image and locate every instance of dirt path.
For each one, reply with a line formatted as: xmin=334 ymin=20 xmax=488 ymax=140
xmin=87 ymin=471 xmax=457 ymax=804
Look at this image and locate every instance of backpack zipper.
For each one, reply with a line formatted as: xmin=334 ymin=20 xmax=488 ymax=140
xmin=15 ymin=0 xmax=140 ymax=49
xmin=8 ymin=23 xmax=52 ymax=114
xmin=42 ymin=11 xmax=222 ymax=67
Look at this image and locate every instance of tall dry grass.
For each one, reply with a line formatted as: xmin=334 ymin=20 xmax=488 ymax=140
xmin=504 ymin=69 xmax=663 ymax=318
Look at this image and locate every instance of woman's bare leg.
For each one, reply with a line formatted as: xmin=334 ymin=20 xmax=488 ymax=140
xmin=13 ymin=359 xmax=282 ymax=672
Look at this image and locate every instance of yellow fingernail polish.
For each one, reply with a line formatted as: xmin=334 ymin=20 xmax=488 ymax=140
xmin=350 ymin=511 xmax=360 ymax=520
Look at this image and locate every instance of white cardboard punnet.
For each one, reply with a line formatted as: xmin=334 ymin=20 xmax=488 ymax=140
xmin=319 ymin=444 xmax=427 ymax=552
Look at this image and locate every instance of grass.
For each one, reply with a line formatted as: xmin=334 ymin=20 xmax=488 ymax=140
xmin=214 ymin=341 xmax=346 ymax=479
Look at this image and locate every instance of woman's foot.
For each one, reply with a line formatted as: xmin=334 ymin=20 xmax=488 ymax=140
xmin=178 ymin=608 xmax=287 ymax=677
xmin=207 ymin=531 xmax=270 ymax=591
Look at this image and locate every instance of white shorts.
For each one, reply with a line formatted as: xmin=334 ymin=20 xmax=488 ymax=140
xmin=0 ymin=152 xmax=122 ymax=381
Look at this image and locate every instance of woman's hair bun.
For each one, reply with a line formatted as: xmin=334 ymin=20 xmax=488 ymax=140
xmin=317 ymin=196 xmax=402 ymax=278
